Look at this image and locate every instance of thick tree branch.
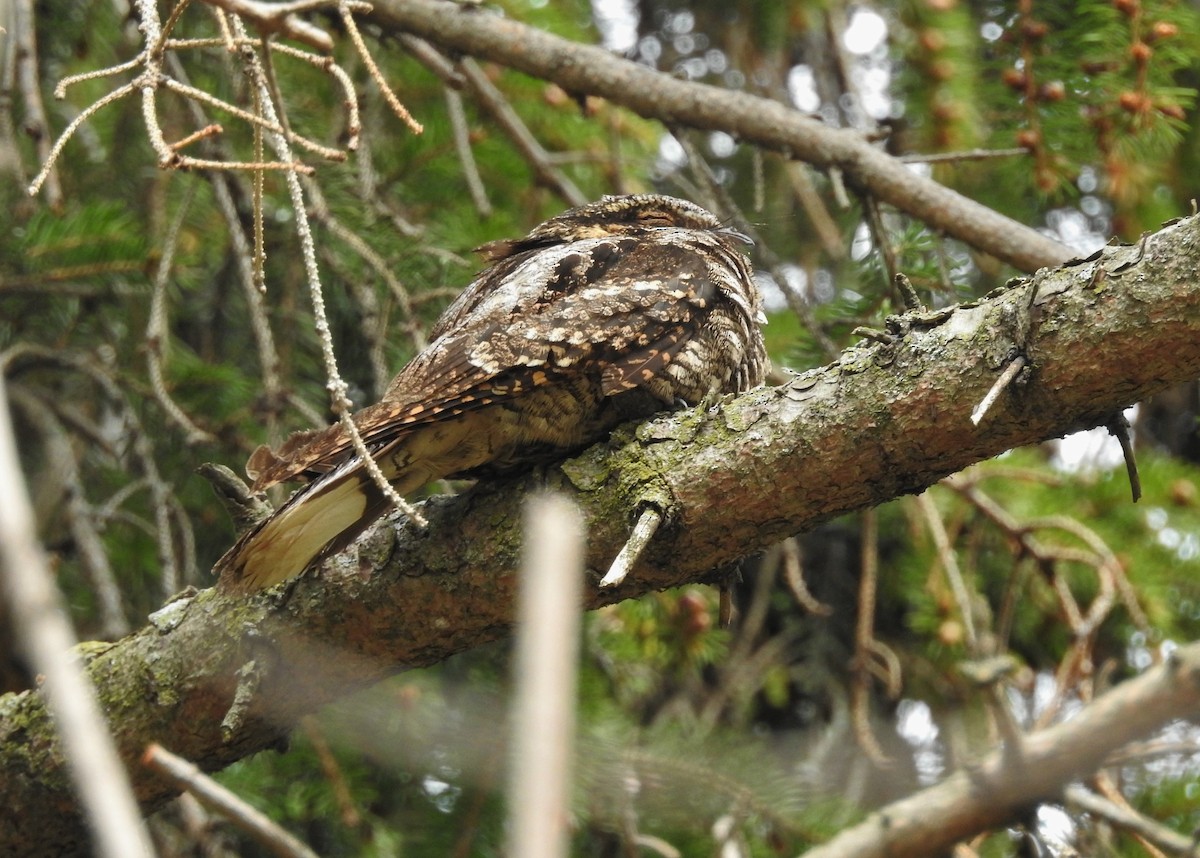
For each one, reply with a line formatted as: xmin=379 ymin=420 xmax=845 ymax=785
xmin=802 ymin=642 xmax=1200 ymax=858
xmin=2 ymin=215 xmax=1200 ymax=853
xmin=367 ymin=0 xmax=1073 ymax=273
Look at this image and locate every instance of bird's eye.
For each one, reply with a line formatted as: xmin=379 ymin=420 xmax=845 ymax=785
xmin=636 ymin=209 xmax=674 ymax=226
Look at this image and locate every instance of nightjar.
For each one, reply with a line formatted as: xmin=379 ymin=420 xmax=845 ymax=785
xmin=216 ymin=194 xmax=768 ymax=593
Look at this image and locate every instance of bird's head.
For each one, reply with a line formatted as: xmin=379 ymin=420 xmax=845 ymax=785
xmin=475 ymin=194 xmax=748 ymax=261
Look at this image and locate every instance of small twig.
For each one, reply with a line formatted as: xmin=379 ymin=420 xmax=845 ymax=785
xmin=456 ymin=57 xmax=587 ymax=206
xmin=1106 ymin=231 xmax=1152 ymax=278
xmin=780 ymin=536 xmax=832 ymax=616
xmin=53 ymin=56 xmax=145 ymax=98
xmin=1104 ymin=738 xmax=1200 ymax=767
xmin=782 ymin=160 xmax=845 ymax=260
xmin=146 ymin=180 xmax=217 ymax=446
xmin=900 ymin=147 xmax=1030 ymax=164
xmin=851 ymin=326 xmax=895 ymax=346
xmin=316 ymin=245 xmax=391 ymax=397
xmin=828 ymin=166 xmax=851 ymax=209
xmin=676 ymin=131 xmax=840 ymax=361
xmin=718 ymin=584 xmax=734 ymax=627
xmin=1106 ymin=412 xmax=1142 ymax=502
xmin=850 ymin=509 xmax=892 ymax=765
xmin=916 ymin=491 xmax=978 ymax=653
xmin=601 ymin=506 xmax=663 ymax=587
xmin=168 ymin=494 xmax=200 ymax=584
xmin=169 ymin=122 xmax=224 ymax=151
xmin=751 ymin=146 xmax=765 ymax=212
xmin=632 ymin=834 xmax=682 ymax=858
xmin=199 ymin=0 xmax=342 ymax=52
xmin=165 ymin=37 xmax=362 ymax=148
xmin=144 ymin=743 xmax=321 ymax=858
xmin=3 ymin=343 xmax=185 ymax=595
xmin=445 ymin=85 xmax=492 ymax=216
xmin=894 ymin=272 xmax=925 ymax=312
xmin=220 ymin=658 xmax=265 ymax=740
xmin=864 ymin=638 xmax=903 ymax=699
xmin=28 ymin=81 xmax=137 ymax=196
xmin=397 ymin=33 xmax=466 ymax=87
xmin=13 ymin=0 xmax=63 ymax=207
xmin=970 ymin=354 xmax=1026 ymax=426
xmin=861 ymin=195 xmax=900 ymax=302
xmin=948 ymin=476 xmax=1136 ymax=649
xmin=159 ymin=75 xmax=345 ymax=160
xmin=933 ymin=234 xmax=955 ymax=294
xmin=300 ymin=717 xmax=362 ymax=829
xmin=338 ymin=1 xmax=423 ymax=134
xmin=168 ymin=48 xmax=284 ymax=439
xmin=154 ymin=0 xmax=197 ymax=54
xmin=308 ymin=198 xmax=426 ymax=348
xmin=1066 ymin=784 xmax=1197 ymax=856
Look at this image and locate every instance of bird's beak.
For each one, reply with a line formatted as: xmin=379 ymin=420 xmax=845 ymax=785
xmin=719 ymin=226 xmax=754 ymax=245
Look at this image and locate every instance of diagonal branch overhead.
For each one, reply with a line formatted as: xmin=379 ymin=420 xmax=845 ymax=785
xmin=367 ymin=0 xmax=1073 ymax=273
xmin=1 ymin=200 xmax=1199 ymax=852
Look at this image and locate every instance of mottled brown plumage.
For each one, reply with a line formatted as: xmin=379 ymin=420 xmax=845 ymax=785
xmin=216 ymin=194 xmax=768 ymax=593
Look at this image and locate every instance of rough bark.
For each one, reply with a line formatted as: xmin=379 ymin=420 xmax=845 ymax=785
xmin=367 ymin=0 xmax=1073 ymax=274
xmin=1 ymin=209 xmax=1199 ymax=853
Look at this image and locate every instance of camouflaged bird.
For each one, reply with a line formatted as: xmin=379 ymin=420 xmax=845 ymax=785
xmin=216 ymin=194 xmax=768 ymax=593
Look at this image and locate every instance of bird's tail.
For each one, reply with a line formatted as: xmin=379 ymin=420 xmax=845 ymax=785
xmin=215 ymin=461 xmax=390 ymax=593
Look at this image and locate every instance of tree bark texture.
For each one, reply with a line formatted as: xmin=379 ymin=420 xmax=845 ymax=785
xmin=1 ymin=209 xmax=1199 ymax=853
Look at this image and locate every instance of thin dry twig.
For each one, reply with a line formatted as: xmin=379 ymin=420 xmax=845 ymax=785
xmin=200 ymin=0 xmax=346 ymax=51
xmin=303 ymin=176 xmax=428 ymax=355
xmin=13 ymin=0 xmax=63 ymax=207
xmin=455 ymin=56 xmax=587 ymax=206
xmin=780 ymin=536 xmax=833 ymax=616
xmin=146 ymin=180 xmax=217 ymax=446
xmin=916 ymin=491 xmax=978 ymax=653
xmin=861 ymin=195 xmax=901 ymax=303
xmin=1067 ymin=783 xmax=1197 ymax=856
xmin=144 ymin=743 xmax=320 ymax=858
xmin=338 ymin=1 xmax=423 ymax=134
xmin=601 ymin=506 xmax=663 ymax=587
xmin=28 ymin=82 xmax=137 ymax=197
xmin=945 ymin=476 xmax=1145 ymax=643
xmin=445 ymin=85 xmax=492 ymax=216
xmin=165 ymin=51 xmax=285 ymax=442
xmin=850 ymin=509 xmax=893 ymax=766
xmin=783 ymin=160 xmax=846 ymax=261
xmin=397 ymin=33 xmax=466 ymax=87
xmin=900 ymin=147 xmax=1031 ymax=164
xmin=31 ymin=0 xmax=407 ymax=196
xmin=971 ymin=355 xmax=1026 ymax=426
xmin=299 ymin=717 xmax=362 ymax=829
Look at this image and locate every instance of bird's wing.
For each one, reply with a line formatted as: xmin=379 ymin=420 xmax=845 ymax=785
xmin=247 ymin=237 xmax=722 ymax=492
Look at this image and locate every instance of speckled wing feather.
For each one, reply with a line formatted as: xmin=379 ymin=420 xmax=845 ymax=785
xmin=246 ymin=240 xmax=719 ymax=490
xmin=216 ymin=194 xmax=768 ymax=593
